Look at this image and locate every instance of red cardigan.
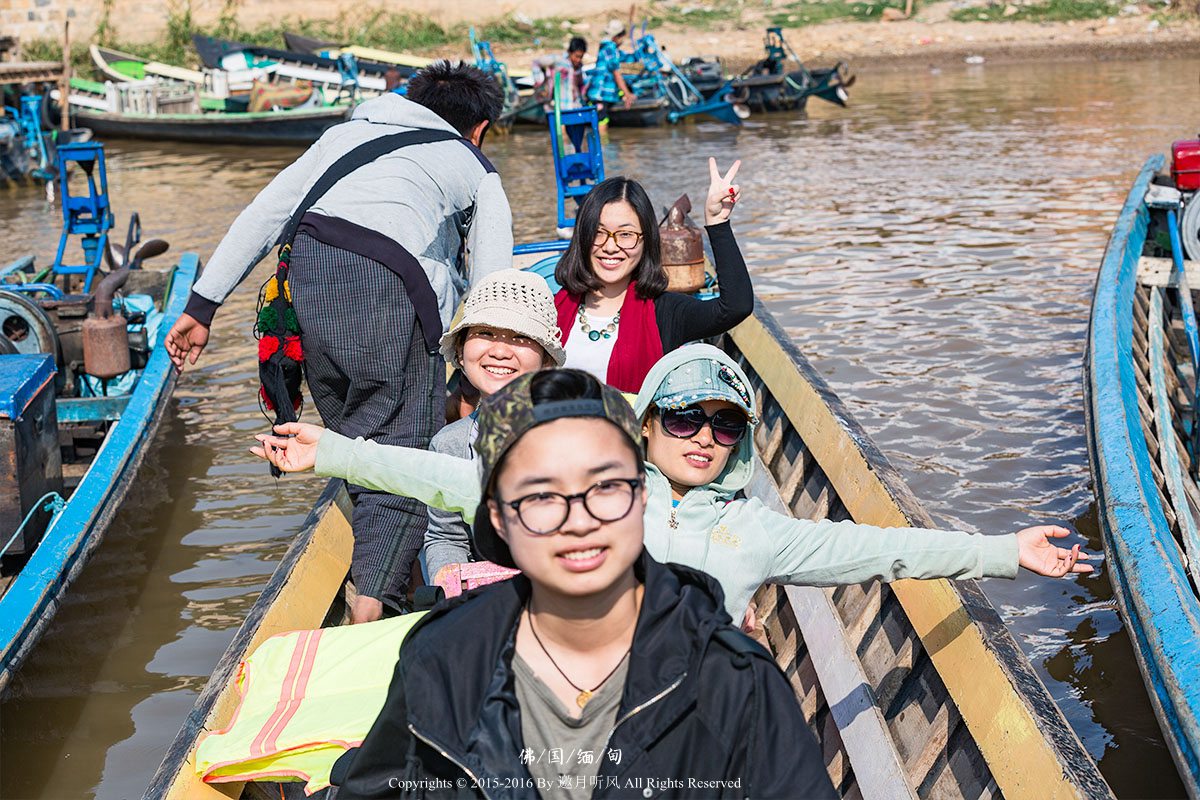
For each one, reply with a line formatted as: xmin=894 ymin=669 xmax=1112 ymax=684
xmin=555 ymin=283 xmax=665 ymax=393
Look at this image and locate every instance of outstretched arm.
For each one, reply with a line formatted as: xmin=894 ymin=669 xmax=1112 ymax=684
xmin=253 ymin=424 xmax=482 ymax=520
xmin=767 ymin=513 xmax=1093 ymax=587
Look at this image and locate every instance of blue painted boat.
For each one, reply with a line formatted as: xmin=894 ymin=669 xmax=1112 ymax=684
xmin=1084 ymin=154 xmax=1200 ymax=795
xmin=0 ymin=250 xmax=199 ymax=694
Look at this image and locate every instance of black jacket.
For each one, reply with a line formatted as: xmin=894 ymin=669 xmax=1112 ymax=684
xmin=340 ymin=552 xmax=835 ymax=800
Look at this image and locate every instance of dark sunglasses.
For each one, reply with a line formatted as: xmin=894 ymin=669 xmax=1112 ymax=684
xmin=659 ymin=406 xmax=748 ymax=447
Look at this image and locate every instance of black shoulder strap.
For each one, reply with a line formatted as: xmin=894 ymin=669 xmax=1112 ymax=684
xmin=713 ymin=627 xmax=772 ymax=660
xmin=278 ymin=128 xmax=462 ymax=250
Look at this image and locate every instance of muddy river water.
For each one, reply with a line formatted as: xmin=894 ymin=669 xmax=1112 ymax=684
xmin=1 ymin=54 xmax=1199 ymax=799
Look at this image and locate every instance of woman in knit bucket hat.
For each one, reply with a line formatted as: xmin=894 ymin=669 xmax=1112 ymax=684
xmin=439 ymin=268 xmax=565 ymax=372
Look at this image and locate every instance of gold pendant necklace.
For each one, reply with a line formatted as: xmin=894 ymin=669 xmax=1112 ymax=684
xmin=527 ymin=606 xmax=629 ymax=709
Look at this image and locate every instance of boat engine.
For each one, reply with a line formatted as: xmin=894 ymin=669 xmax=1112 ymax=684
xmin=1174 ymin=138 xmax=1200 ymax=260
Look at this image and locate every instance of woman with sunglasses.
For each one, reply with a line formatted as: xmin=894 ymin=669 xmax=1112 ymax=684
xmin=254 ymin=345 xmax=1093 ymax=630
xmin=552 ymin=160 xmax=753 ymax=393
xmin=336 ymin=369 xmax=835 ymax=799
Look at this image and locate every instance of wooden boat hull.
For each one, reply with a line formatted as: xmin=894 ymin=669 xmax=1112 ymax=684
xmin=0 ymin=253 xmax=200 ymax=695
xmin=1083 ymin=154 xmax=1200 ymax=796
xmin=607 ymin=97 xmax=669 ymax=128
xmin=69 ymin=106 xmax=350 ymax=146
xmin=149 ymin=288 xmax=1111 ymax=798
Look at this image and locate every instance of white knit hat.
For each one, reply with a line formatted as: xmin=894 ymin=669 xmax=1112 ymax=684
xmin=439 ymin=270 xmax=566 ymax=369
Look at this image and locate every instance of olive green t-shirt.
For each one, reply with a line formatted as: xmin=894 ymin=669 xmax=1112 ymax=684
xmin=512 ymin=651 xmax=629 ymax=800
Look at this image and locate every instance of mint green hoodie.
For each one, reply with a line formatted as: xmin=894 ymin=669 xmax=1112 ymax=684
xmin=315 ymin=346 xmax=1018 ymax=621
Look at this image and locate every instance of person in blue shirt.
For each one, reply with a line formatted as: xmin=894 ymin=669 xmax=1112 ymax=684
xmin=586 ymin=23 xmax=635 ymax=127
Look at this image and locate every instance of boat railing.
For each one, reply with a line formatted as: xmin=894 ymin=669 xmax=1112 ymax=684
xmin=104 ymin=78 xmax=198 ymax=116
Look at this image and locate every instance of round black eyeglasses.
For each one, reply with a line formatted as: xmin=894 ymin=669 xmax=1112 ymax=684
xmin=501 ymin=478 xmax=642 ymax=535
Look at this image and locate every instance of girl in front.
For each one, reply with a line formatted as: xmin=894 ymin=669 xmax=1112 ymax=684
xmin=252 ymin=345 xmax=1092 ymax=628
xmin=336 ymin=370 xmax=834 ymax=799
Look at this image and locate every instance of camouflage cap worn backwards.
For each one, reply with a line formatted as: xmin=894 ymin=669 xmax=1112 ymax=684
xmin=472 ymin=369 xmax=644 ymax=568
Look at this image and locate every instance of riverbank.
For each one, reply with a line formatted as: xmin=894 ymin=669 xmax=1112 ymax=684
xmin=16 ymin=0 xmax=1200 ymax=78
xmin=414 ymin=2 xmax=1200 ymax=72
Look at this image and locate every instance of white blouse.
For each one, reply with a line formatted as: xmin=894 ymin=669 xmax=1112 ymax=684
xmin=563 ymin=312 xmax=619 ymax=384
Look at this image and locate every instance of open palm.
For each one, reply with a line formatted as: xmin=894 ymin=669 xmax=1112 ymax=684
xmin=250 ymin=422 xmax=325 ymax=473
xmin=1016 ymin=525 xmax=1095 ymax=577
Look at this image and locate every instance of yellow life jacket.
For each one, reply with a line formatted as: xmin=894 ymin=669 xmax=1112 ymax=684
xmin=195 ymin=612 xmax=427 ymax=793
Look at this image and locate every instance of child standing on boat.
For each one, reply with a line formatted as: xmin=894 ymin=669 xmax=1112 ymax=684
xmin=554 ymin=161 xmax=753 ymax=393
xmin=167 ymin=62 xmax=513 ymax=624
xmin=252 ymin=345 xmax=1092 ymax=627
xmin=337 ymin=369 xmax=835 ymax=799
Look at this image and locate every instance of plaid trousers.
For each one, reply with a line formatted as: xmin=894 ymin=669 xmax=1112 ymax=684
xmin=288 ymin=232 xmax=444 ymax=605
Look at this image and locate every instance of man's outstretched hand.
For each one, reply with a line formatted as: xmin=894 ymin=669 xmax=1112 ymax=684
xmin=165 ymin=312 xmax=210 ymax=370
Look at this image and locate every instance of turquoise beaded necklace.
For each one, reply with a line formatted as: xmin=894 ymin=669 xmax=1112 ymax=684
xmin=577 ymin=306 xmax=621 ymax=342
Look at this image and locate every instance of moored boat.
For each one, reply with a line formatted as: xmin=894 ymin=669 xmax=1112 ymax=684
xmin=725 ymin=27 xmax=853 ymax=113
xmin=0 ymin=141 xmax=199 ymax=694
xmin=148 ymin=243 xmax=1112 ymax=796
xmin=1083 ymin=150 xmax=1200 ymax=795
xmin=70 ymin=104 xmax=350 ymax=146
xmin=193 ymin=34 xmax=397 ymax=95
xmin=56 ymin=76 xmax=350 ymax=146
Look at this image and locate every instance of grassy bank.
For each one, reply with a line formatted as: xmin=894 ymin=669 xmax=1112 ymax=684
xmin=20 ymin=8 xmax=577 ymax=74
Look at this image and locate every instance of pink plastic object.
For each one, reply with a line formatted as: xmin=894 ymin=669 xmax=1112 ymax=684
xmin=434 ymin=561 xmax=521 ymax=597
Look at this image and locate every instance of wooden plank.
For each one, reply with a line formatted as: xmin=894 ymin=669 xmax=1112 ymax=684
xmin=0 ymin=61 xmax=63 ymax=85
xmin=729 ymin=309 xmax=1110 ymax=799
xmin=1138 ymin=256 xmax=1200 ymax=288
xmin=748 ymin=463 xmax=918 ymax=799
xmin=1149 ymin=288 xmax=1200 ymax=585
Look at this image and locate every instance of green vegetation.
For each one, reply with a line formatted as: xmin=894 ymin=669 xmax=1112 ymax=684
xmin=20 ymin=5 xmax=581 ymax=79
xmin=768 ymin=0 xmax=903 ymax=26
xmin=949 ymin=0 xmax=1120 ymax=21
xmin=645 ymin=1 xmax=745 ymax=28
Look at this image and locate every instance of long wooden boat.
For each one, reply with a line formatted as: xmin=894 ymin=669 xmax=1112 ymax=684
xmin=1083 ymin=154 xmax=1200 ymax=795
xmin=607 ymin=95 xmax=669 ymax=128
xmin=192 ymin=35 xmax=395 ymax=95
xmin=148 ymin=246 xmax=1112 ymax=798
xmin=90 ymin=44 xmax=207 ymax=88
xmin=0 ymin=252 xmax=199 ymax=695
xmin=68 ymin=104 xmax=350 ymax=146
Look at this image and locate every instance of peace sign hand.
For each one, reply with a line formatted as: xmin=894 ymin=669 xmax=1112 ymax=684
xmin=705 ymin=157 xmax=742 ymax=226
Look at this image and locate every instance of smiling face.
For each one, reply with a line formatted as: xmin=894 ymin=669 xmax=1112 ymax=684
xmin=459 ymin=326 xmax=549 ymax=397
xmin=489 ymin=417 xmax=646 ymax=598
xmin=642 ymin=399 xmax=741 ymax=497
xmin=589 ymin=200 xmax=645 ymax=292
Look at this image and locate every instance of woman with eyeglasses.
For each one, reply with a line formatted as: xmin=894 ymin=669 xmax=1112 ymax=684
xmin=254 ymin=346 xmax=1093 ymax=634
xmin=333 ymin=369 xmax=836 ymax=799
xmin=552 ymin=160 xmax=753 ymax=393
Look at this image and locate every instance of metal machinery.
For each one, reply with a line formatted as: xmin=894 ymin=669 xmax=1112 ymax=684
xmin=626 ymin=32 xmax=748 ymax=126
xmin=470 ymin=29 xmax=524 ymax=126
xmin=0 ymin=94 xmax=53 ymax=182
xmin=49 ymin=141 xmax=115 ymax=293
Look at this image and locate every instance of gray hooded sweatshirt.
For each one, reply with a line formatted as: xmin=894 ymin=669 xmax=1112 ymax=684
xmin=187 ymin=93 xmax=513 ymax=328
